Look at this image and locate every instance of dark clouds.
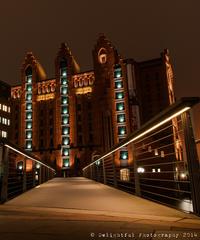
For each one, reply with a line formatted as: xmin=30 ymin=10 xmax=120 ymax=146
xmin=0 ymin=0 xmax=199 ymax=98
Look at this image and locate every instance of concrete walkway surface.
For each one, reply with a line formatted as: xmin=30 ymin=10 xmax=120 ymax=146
xmin=0 ymin=177 xmax=200 ymax=240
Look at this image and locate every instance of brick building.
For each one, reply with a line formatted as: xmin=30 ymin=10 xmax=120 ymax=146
xmin=10 ymin=34 xmax=175 ymax=176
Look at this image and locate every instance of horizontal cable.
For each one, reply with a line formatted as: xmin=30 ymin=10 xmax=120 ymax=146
xmin=140 ymin=183 xmax=191 ymax=194
xmin=139 ymin=160 xmax=188 ymax=167
xmin=134 ymin=122 xmax=181 ymax=147
xmin=141 ymin=189 xmax=192 ymax=203
xmin=136 ymin=152 xmax=176 ymax=162
xmin=139 ymin=177 xmax=190 ymax=183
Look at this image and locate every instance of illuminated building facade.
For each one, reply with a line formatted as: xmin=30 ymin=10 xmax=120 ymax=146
xmin=0 ymin=80 xmax=11 ymax=139
xmin=10 ymin=35 xmax=175 ymax=176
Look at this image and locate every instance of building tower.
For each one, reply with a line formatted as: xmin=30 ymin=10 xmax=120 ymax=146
xmin=92 ymin=34 xmax=132 ymax=167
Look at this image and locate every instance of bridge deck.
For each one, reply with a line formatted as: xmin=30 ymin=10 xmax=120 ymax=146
xmin=1 ymin=177 xmax=200 ymax=239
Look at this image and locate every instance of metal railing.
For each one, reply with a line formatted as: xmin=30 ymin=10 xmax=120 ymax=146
xmin=0 ymin=141 xmax=56 ymax=203
xmin=83 ymin=97 xmax=200 ymax=215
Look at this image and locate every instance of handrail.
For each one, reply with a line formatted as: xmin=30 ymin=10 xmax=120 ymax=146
xmin=0 ymin=139 xmax=56 ymax=172
xmin=83 ymin=97 xmax=200 ymax=171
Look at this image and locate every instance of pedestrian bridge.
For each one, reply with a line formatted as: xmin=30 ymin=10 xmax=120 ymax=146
xmin=1 ymin=98 xmax=200 ymax=239
xmin=3 ymin=177 xmax=190 ymax=219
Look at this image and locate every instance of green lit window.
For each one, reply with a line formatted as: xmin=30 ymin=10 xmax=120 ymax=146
xmin=26 ymin=84 xmax=32 ymax=92
xmin=62 ymin=96 xmax=68 ymax=105
xmin=61 ymin=78 xmax=67 ymax=85
xmin=62 ymin=106 xmax=68 ymax=114
xmin=63 ymin=159 xmax=69 ymax=168
xmin=26 ymin=141 xmax=32 ymax=149
xmin=26 ymin=122 xmax=32 ymax=129
xmin=26 ymin=93 xmax=32 ymax=101
xmin=26 ymin=131 xmax=32 ymax=139
xmin=115 ymin=92 xmax=124 ymax=100
xmin=27 ymin=76 xmax=32 ymax=83
xmin=26 ymin=103 xmax=32 ymax=110
xmin=62 ymin=126 xmax=69 ymax=135
xmin=26 ymin=112 xmax=32 ymax=120
xmin=114 ymin=69 xmax=122 ymax=78
xmin=115 ymin=81 xmax=123 ymax=89
xmin=117 ymin=114 xmax=126 ymax=123
xmin=61 ymin=69 xmax=67 ymax=77
xmin=120 ymin=151 xmax=128 ymax=160
xmin=116 ymin=102 xmax=125 ymax=111
xmin=118 ymin=126 xmax=126 ymax=135
xmin=62 ymin=116 xmax=69 ymax=124
xmin=61 ymin=87 xmax=68 ymax=95
xmin=63 ymin=148 xmax=69 ymax=156
xmin=17 ymin=161 xmax=23 ymax=170
xmin=63 ymin=137 xmax=69 ymax=145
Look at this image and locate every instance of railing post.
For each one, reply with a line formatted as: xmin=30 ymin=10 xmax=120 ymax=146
xmin=0 ymin=145 xmax=9 ymax=203
xmin=90 ymin=165 xmax=92 ymax=180
xmin=23 ymin=158 xmax=27 ymax=192
xmin=44 ymin=167 xmax=46 ymax=182
xmin=38 ymin=166 xmax=42 ymax=185
xmin=132 ymin=143 xmax=141 ymax=196
xmin=41 ymin=166 xmax=44 ymax=183
xmin=47 ymin=168 xmax=50 ymax=181
xmin=112 ymin=153 xmax=117 ymax=187
xmin=182 ymin=111 xmax=200 ymax=215
xmin=102 ymin=158 xmax=106 ymax=184
xmin=32 ymin=161 xmax=36 ymax=188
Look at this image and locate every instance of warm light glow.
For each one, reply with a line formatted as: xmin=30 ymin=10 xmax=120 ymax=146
xmin=75 ymin=87 xmax=92 ymax=95
xmin=137 ymin=167 xmax=145 ymax=173
xmin=120 ymin=168 xmax=130 ymax=181
xmin=148 ymin=146 xmax=152 ymax=152
xmin=180 ymin=172 xmax=187 ymax=179
xmin=37 ymin=93 xmax=55 ymax=101
xmin=154 ymin=149 xmax=158 ymax=156
xmin=36 ymin=163 xmax=40 ymax=169
xmin=83 ymin=106 xmax=190 ymax=171
xmin=161 ymin=150 xmax=165 ymax=158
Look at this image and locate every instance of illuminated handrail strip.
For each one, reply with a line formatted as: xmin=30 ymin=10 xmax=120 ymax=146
xmin=5 ymin=144 xmax=56 ymax=172
xmin=83 ymin=106 xmax=190 ymax=171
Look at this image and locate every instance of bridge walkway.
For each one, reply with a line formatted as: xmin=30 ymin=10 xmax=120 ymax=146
xmin=0 ymin=177 xmax=200 ymax=240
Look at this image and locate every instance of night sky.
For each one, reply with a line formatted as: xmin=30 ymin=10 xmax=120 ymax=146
xmin=0 ymin=0 xmax=199 ymax=99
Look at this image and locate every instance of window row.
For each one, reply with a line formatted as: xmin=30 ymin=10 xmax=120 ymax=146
xmin=0 ymin=104 xmax=10 ymax=113
xmin=0 ymin=117 xmax=10 ymax=125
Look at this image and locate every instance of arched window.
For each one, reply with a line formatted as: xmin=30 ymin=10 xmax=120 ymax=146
xmin=98 ymin=48 xmax=107 ymax=64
